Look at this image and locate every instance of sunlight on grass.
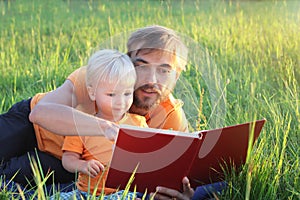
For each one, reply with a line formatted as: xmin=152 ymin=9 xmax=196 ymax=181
xmin=0 ymin=0 xmax=299 ymax=199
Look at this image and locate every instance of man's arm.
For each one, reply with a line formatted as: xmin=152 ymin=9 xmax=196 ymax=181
xmin=29 ymin=80 xmax=118 ymax=139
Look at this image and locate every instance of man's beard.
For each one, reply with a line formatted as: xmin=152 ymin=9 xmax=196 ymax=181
xmin=133 ymin=84 xmax=167 ymax=111
xmin=133 ymin=93 xmax=158 ymax=111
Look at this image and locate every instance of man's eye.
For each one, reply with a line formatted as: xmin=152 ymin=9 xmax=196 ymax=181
xmin=107 ymin=93 xmax=115 ymax=97
xmin=135 ymin=64 xmax=146 ymax=69
xmin=133 ymin=62 xmax=142 ymax=67
xmin=157 ymin=67 xmax=171 ymax=74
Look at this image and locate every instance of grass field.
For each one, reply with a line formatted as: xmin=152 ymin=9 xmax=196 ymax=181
xmin=0 ymin=0 xmax=299 ymax=199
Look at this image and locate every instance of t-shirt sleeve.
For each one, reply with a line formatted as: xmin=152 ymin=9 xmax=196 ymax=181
xmin=62 ymin=136 xmax=84 ymax=154
xmin=66 ymin=66 xmax=90 ymax=106
xmin=145 ymin=95 xmax=189 ymax=132
xmin=162 ymin=106 xmax=189 ymax=132
xmin=119 ymin=113 xmax=148 ymax=128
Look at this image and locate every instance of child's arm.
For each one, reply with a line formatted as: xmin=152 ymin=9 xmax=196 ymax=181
xmin=62 ymin=151 xmax=105 ymax=178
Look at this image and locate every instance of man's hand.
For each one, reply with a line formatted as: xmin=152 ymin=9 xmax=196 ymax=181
xmin=98 ymin=120 xmax=119 ymax=140
xmin=151 ymin=177 xmax=194 ymax=200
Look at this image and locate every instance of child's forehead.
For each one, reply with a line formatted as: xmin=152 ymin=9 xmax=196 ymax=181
xmin=97 ymin=80 xmax=134 ymax=91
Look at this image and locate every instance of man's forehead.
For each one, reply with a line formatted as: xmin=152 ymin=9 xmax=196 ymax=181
xmin=134 ymin=50 xmax=175 ymax=66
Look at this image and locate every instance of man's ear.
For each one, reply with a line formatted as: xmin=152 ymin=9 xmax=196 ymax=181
xmin=175 ymin=71 xmax=181 ymax=81
xmin=87 ymin=86 xmax=96 ymax=101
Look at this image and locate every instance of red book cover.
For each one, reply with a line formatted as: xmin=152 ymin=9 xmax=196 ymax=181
xmin=188 ymin=119 xmax=266 ymax=188
xmin=105 ymin=119 xmax=266 ymax=193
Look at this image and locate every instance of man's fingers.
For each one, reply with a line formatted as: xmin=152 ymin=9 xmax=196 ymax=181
xmin=155 ymin=187 xmax=184 ymax=200
xmin=182 ymin=177 xmax=192 ymax=193
xmin=152 ymin=192 xmax=173 ymax=200
xmin=182 ymin=178 xmax=194 ymax=199
xmin=106 ymin=123 xmax=119 ymax=140
xmin=97 ymin=120 xmax=119 ymax=140
xmin=105 ymin=130 xmax=115 ymax=141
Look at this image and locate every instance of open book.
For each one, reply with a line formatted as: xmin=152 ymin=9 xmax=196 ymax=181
xmin=105 ymin=119 xmax=266 ymax=192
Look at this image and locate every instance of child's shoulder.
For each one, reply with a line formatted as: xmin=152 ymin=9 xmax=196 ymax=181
xmin=119 ymin=113 xmax=148 ymax=128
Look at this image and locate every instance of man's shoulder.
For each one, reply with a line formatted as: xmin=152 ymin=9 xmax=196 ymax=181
xmin=66 ymin=66 xmax=87 ymax=82
xmin=151 ymin=94 xmax=188 ymax=132
xmin=160 ymin=94 xmax=184 ymax=110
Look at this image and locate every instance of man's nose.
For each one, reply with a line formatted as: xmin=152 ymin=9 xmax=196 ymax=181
xmin=144 ymin=68 xmax=158 ymax=84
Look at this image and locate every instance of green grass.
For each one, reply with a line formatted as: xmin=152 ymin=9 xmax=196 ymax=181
xmin=0 ymin=0 xmax=299 ymax=199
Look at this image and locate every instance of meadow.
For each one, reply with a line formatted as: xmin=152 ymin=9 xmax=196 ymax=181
xmin=0 ymin=0 xmax=299 ymax=199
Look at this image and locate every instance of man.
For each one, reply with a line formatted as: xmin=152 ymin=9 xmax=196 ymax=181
xmin=1 ymin=25 xmax=194 ymax=199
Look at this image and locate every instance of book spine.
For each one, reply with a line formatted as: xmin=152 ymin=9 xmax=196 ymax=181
xmin=184 ymin=133 xmax=205 ymax=187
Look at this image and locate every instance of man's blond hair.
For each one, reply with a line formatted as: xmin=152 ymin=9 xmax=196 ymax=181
xmin=127 ymin=25 xmax=188 ymax=72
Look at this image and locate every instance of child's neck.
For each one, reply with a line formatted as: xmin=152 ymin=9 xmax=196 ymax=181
xmin=95 ymin=112 xmax=125 ymax=123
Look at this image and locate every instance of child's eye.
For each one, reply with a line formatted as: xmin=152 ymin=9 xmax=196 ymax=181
xmin=124 ymin=92 xmax=133 ymax=96
xmin=107 ymin=93 xmax=115 ymax=97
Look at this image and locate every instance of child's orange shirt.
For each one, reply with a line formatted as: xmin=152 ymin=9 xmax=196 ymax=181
xmin=62 ymin=113 xmax=147 ymax=195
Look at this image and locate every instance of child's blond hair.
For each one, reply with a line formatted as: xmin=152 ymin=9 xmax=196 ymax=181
xmin=86 ymin=49 xmax=136 ymax=88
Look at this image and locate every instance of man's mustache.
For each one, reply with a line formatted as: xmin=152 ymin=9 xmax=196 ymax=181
xmin=136 ymin=84 xmax=161 ymax=95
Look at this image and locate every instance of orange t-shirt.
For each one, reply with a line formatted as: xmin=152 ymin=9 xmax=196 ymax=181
xmin=31 ymin=66 xmax=188 ymax=159
xmin=62 ymin=113 xmax=148 ymax=195
xmin=30 ymin=93 xmax=65 ymax=159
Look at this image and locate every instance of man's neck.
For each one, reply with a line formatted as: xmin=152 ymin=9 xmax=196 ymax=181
xmin=129 ymin=94 xmax=171 ymax=116
xmin=129 ymin=105 xmax=149 ymax=116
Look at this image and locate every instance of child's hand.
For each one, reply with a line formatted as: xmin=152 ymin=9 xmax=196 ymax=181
xmin=81 ymin=159 xmax=105 ymax=178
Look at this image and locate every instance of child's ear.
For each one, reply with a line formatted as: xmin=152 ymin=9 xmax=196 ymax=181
xmin=87 ymin=86 xmax=96 ymax=101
